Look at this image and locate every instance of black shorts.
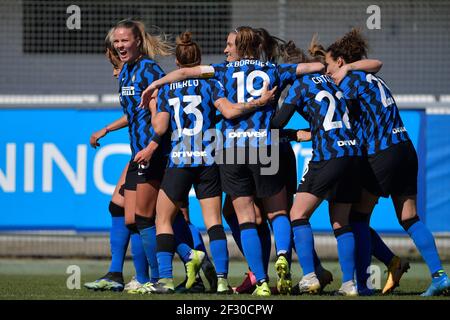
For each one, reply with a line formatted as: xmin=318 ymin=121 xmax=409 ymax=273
xmin=298 ymin=156 xmax=362 ymax=203
xmin=161 ymin=165 xmax=222 ymax=204
xmin=219 ymin=162 xmax=284 ymax=198
xmin=363 ymin=140 xmax=418 ymax=197
xmin=122 ymin=154 xmax=167 ymax=191
xmin=280 ymin=143 xmax=298 ymax=196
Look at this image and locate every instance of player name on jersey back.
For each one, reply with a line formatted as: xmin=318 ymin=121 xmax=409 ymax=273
xmin=311 ymin=74 xmax=333 ymax=84
xmin=226 ymin=59 xmax=269 ymax=68
xmin=170 ymin=79 xmax=200 ymax=90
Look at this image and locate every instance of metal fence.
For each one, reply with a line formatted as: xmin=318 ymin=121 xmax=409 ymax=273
xmin=0 ymin=0 xmax=449 ymax=97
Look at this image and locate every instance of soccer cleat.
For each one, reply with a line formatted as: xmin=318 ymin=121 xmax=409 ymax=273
xmin=294 ymin=273 xmax=321 ymax=295
xmin=84 ymin=272 xmax=124 ymax=292
xmin=421 ymin=273 xmax=450 ymax=297
xmin=335 ymin=280 xmax=358 ymax=297
xmin=275 ymin=255 xmax=292 ymax=295
xmin=233 ymin=271 xmax=257 ymax=294
xmin=175 ymin=276 xmax=206 ymax=294
xmin=252 ymin=281 xmax=271 ymax=297
xmin=382 ymin=256 xmax=410 ymax=294
xmin=150 ymin=278 xmax=175 ymax=294
xmin=217 ymin=278 xmax=234 ymax=295
xmin=201 ymin=258 xmax=218 ymax=292
xmin=124 ymin=276 xmax=145 ymax=292
xmin=185 ymin=250 xmax=206 ymax=289
xmin=134 ymin=281 xmax=156 ymax=294
xmin=316 ymin=267 xmax=334 ymax=290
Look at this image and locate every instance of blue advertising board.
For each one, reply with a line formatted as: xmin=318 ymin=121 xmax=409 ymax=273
xmin=0 ymin=108 xmax=440 ymax=233
xmin=425 ymin=114 xmax=450 ymax=233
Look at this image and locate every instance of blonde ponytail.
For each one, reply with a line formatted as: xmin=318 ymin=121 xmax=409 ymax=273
xmin=143 ymin=31 xmax=173 ymax=59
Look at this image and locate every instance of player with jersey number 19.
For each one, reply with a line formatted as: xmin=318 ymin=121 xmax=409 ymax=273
xmin=134 ymin=31 xmax=277 ymax=294
xmin=139 ymin=26 xmax=324 ymax=296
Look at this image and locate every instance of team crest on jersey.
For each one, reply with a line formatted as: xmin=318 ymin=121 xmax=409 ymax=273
xmin=122 ymin=86 xmax=135 ymax=96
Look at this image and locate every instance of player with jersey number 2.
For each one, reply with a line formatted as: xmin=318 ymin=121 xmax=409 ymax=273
xmin=271 ymin=40 xmax=384 ymax=296
xmin=322 ymin=28 xmax=450 ymax=297
xmin=281 ymin=37 xmax=414 ymax=296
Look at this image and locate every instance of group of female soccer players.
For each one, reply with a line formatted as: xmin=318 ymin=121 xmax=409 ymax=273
xmin=84 ymin=19 xmax=450 ymax=297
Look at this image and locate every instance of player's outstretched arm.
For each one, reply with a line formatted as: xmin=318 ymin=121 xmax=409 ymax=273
xmin=296 ymin=62 xmax=325 ymax=75
xmin=332 ymin=59 xmax=383 ymax=85
xmin=348 ymin=59 xmax=383 ymax=73
xmin=214 ymin=82 xmax=276 ymax=119
xmin=90 ymin=115 xmax=127 ymax=148
xmin=271 ymin=103 xmax=296 ymax=129
xmin=139 ymin=65 xmax=212 ymax=108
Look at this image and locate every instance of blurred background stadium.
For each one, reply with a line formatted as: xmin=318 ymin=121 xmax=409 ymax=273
xmin=0 ymin=0 xmax=450 ymax=263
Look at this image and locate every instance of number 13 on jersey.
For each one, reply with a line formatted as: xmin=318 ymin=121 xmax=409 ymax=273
xmin=168 ymin=95 xmax=204 ymax=138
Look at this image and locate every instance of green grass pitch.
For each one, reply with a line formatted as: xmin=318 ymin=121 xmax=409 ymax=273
xmin=1 ymin=258 xmax=449 ymax=300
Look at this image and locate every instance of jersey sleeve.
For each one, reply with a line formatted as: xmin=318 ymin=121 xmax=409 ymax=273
xmin=339 ymin=71 xmax=362 ymax=100
xmin=272 ymin=80 xmax=303 ymax=128
xmin=211 ymin=80 xmax=226 ymax=102
xmin=210 ymin=62 xmax=227 ymax=81
xmin=157 ymin=85 xmax=170 ymax=113
xmin=271 ymin=103 xmax=296 ymax=129
xmin=277 ymin=63 xmax=298 ymax=89
xmin=143 ymin=62 xmax=166 ymax=87
xmin=283 ymin=79 xmax=304 ymax=107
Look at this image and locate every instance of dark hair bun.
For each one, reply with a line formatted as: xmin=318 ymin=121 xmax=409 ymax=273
xmin=177 ymin=32 xmax=193 ymax=46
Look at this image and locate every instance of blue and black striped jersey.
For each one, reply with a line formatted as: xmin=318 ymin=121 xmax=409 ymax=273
xmin=283 ymin=73 xmax=362 ymax=162
xmin=211 ymin=60 xmax=297 ymax=148
xmin=157 ymin=78 xmax=224 ymax=167
xmin=118 ymin=55 xmax=165 ymax=158
xmin=339 ymin=71 xmax=410 ymax=155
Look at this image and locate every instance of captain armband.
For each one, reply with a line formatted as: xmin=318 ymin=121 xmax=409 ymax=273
xmin=199 ymin=65 xmax=215 ymax=78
